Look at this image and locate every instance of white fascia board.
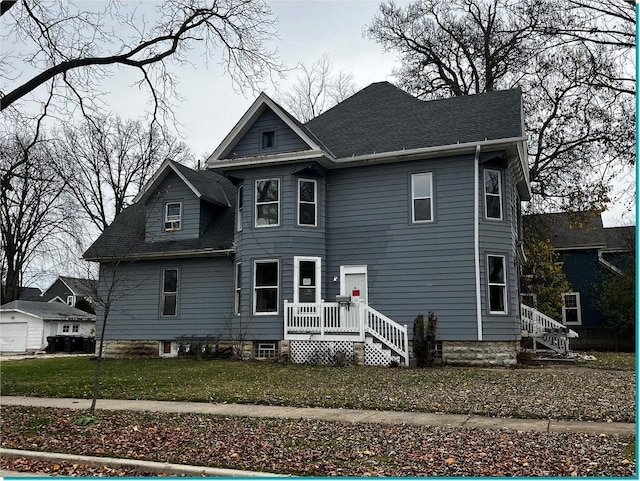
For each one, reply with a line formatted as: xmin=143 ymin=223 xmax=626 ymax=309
xmin=133 ymin=160 xmax=204 ymax=204
xmin=331 ymin=137 xmax=528 ymax=167
xmin=0 ymin=309 xmax=42 ymax=321
xmin=209 ymin=149 xmax=328 ymax=170
xmin=213 ymin=137 xmax=528 ymax=171
xmin=206 ymin=93 xmax=324 ymax=166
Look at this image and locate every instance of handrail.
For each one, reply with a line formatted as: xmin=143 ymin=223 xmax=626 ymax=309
xmin=520 ymin=304 xmax=575 ymax=354
xmin=364 ymin=305 xmax=409 ymax=365
xmin=284 ymin=300 xmax=409 ymax=365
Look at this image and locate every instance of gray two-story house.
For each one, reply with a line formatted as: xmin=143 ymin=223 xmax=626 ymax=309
xmin=84 ymin=82 xmax=532 ymax=366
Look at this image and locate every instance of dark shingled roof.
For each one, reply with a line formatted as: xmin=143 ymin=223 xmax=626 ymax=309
xmin=58 ymin=277 xmax=96 ymax=297
xmin=170 ymin=161 xmax=231 ymax=206
xmin=1 ymin=300 xmax=95 ymax=320
xmin=304 ymin=82 xmax=523 ymax=158
xmin=524 ymin=212 xmax=635 ymax=250
xmin=84 ymin=167 xmax=236 ymax=260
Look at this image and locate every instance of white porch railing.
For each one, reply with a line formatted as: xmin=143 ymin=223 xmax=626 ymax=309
xmin=364 ymin=305 xmax=409 ymax=366
xmin=521 ymin=304 xmax=578 ymax=355
xmin=284 ymin=300 xmax=409 ymax=365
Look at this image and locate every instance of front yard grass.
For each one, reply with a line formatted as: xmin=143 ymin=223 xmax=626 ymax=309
xmin=1 ymin=352 xmax=635 ymax=422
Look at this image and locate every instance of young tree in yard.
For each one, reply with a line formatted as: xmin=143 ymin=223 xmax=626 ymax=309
xmin=276 ymin=54 xmax=358 ymax=122
xmin=57 ymin=114 xmax=193 ymax=232
xmin=366 ymin=0 xmax=634 ymax=213
xmin=520 ymin=233 xmax=570 ymax=319
xmin=0 ymin=0 xmax=282 ymax=117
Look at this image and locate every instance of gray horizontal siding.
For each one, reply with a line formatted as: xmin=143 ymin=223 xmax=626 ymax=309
xmin=325 ymin=155 xmax=480 ymax=341
xmin=478 ymin=159 xmax=520 ymax=341
xmin=96 ymin=258 xmax=234 ymax=340
xmin=145 ymin=171 xmax=200 ymax=242
xmin=229 ymin=108 xmax=309 ymax=158
xmin=232 ymin=165 xmax=326 ymax=339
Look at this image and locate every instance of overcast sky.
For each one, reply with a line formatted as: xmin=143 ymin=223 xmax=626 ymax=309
xmin=104 ymin=0 xmax=399 ymax=161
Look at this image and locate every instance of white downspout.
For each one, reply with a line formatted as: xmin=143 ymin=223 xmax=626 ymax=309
xmin=474 ymin=145 xmax=483 ymax=341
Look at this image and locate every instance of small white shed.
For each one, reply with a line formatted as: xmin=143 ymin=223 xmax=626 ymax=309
xmin=0 ymin=300 xmax=95 ymax=353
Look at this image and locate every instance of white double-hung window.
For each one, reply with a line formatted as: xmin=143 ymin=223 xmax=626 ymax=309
xmin=254 ymin=260 xmax=279 ymax=314
xmin=161 ymin=268 xmax=179 ymax=317
xmin=255 ymin=179 xmax=279 ymax=227
xmin=484 ymin=169 xmax=503 ymax=220
xmin=411 ymin=173 xmax=433 ymax=222
xmin=562 ymin=293 xmax=581 ymax=325
xmin=164 ymin=202 xmax=182 ymax=231
xmin=298 ymin=179 xmax=317 ymax=226
xmin=487 ymin=255 xmax=507 ymax=314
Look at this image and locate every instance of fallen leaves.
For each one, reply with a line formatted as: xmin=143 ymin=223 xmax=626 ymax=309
xmin=1 ymin=406 xmax=636 ymax=477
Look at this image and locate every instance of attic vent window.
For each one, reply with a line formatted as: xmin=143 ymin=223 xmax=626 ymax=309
xmin=164 ymin=202 xmax=182 ymax=231
xmin=261 ymin=130 xmax=275 ymax=150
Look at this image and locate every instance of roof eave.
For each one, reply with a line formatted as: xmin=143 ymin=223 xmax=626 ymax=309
xmin=84 ymin=247 xmax=235 ymax=263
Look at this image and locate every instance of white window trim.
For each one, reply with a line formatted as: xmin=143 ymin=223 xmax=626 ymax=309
xmin=562 ymin=292 xmax=582 ymax=325
xmin=66 ymin=295 xmax=74 ymax=306
xmin=487 ymin=255 xmax=507 ymax=314
xmin=411 ymin=172 xmax=433 ymax=223
xmin=253 ymin=259 xmax=279 ymax=315
xmin=164 ymin=201 xmax=182 ymax=231
xmin=255 ymin=179 xmax=280 ymax=228
xmin=161 ymin=268 xmax=179 ymax=317
xmin=293 ymin=256 xmax=322 ymax=304
xmin=234 ymin=262 xmax=242 ymax=315
xmin=72 ymin=324 xmax=79 ymax=333
xmin=236 ymin=185 xmax=243 ymax=232
xmin=484 ymin=169 xmax=503 ymax=220
xmin=62 ymin=325 xmax=70 ymax=333
xmin=297 ymin=178 xmax=318 ymax=227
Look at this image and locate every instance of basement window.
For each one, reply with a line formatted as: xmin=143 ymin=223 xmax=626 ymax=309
xmin=255 ymin=342 xmax=278 ymax=359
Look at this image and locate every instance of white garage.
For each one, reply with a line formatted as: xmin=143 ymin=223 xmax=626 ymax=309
xmin=0 ymin=300 xmax=95 ymax=353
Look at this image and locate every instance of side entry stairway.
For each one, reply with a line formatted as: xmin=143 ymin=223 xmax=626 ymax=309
xmin=520 ymin=304 xmax=578 ymax=356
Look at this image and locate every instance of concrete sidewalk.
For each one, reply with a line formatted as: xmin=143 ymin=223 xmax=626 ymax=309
xmin=2 ymin=395 xmax=635 ymax=435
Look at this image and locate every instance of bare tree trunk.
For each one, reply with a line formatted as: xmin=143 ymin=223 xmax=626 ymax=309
xmin=89 ymin=306 xmax=109 ymax=414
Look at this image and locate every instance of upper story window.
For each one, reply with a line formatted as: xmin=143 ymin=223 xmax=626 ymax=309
xmin=487 ymin=255 xmax=507 ymax=314
xmin=66 ymin=295 xmax=74 ymax=306
xmin=562 ymin=292 xmax=582 ymax=325
xmin=161 ymin=268 xmax=179 ymax=317
xmin=484 ymin=169 xmax=503 ymax=220
xmin=255 ymin=179 xmax=279 ymax=227
xmin=298 ymin=179 xmax=317 ymax=226
xmin=72 ymin=324 xmax=79 ymax=333
xmin=62 ymin=325 xmax=70 ymax=333
xmin=164 ymin=202 xmax=182 ymax=231
xmin=261 ymin=130 xmax=276 ymax=150
xmin=411 ymin=173 xmax=433 ymax=223
xmin=236 ymin=185 xmax=243 ymax=232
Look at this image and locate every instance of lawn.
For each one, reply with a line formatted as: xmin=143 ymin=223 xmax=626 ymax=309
xmin=1 ymin=352 xmax=635 ymax=422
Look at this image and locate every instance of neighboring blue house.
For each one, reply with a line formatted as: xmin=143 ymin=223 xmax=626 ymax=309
xmin=41 ymin=276 xmax=97 ymax=312
xmin=523 ymin=212 xmax=635 ymax=351
xmin=85 ymin=81 xmax=538 ymax=366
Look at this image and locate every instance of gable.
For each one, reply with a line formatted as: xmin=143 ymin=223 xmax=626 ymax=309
xmin=224 ymin=107 xmax=311 ymax=159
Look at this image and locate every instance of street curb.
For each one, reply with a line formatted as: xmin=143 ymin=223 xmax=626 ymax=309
xmin=1 ymin=448 xmax=287 ymax=477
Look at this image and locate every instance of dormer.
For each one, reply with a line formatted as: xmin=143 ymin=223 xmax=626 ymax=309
xmin=133 ymin=160 xmax=232 ymax=244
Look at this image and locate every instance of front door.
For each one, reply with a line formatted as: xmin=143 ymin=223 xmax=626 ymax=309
xmin=340 ymin=265 xmax=368 ymax=304
xmin=340 ymin=265 xmax=368 ymax=331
